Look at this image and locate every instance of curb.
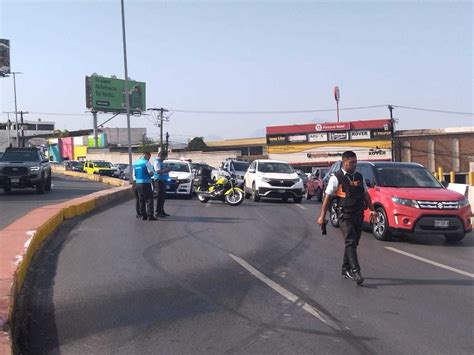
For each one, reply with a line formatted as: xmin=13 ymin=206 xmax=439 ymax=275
xmin=0 ymin=177 xmax=133 ymax=354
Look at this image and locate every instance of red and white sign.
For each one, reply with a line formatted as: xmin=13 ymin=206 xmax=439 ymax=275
xmin=334 ymin=86 xmax=340 ymax=102
xmin=315 ymin=122 xmax=350 ymax=132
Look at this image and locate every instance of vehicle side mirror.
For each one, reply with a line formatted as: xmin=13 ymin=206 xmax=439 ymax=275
xmin=248 ymin=168 xmax=256 ymax=173
xmin=365 ymin=179 xmax=373 ymax=188
xmin=441 ymin=181 xmax=449 ymax=188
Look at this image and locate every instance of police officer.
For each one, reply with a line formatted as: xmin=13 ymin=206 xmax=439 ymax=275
xmin=317 ymin=151 xmax=376 ymax=285
xmin=133 ymin=152 xmax=157 ymax=221
xmin=153 ymin=150 xmax=172 ymax=218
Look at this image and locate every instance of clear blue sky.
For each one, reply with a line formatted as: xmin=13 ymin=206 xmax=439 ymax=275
xmin=1 ymin=0 xmax=472 ymax=143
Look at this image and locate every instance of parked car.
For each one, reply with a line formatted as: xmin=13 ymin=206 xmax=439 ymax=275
xmin=305 ymin=167 xmax=329 ymax=201
xmin=243 ymin=159 xmax=304 ymax=203
xmin=113 ymin=163 xmax=129 ymax=179
xmin=327 ymin=161 xmax=472 ymax=242
xmin=0 ymin=147 xmax=52 ymax=194
xmin=295 ymin=170 xmax=309 ymax=190
xmin=64 ymin=160 xmax=84 ymax=172
xmin=192 ymin=162 xmax=215 ymax=176
xmin=163 ymin=159 xmax=194 ymax=198
xmin=83 ymin=160 xmax=115 ymax=176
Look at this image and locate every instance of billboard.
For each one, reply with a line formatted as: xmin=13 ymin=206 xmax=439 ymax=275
xmin=288 ymin=134 xmax=307 ymax=143
xmin=308 ymin=132 xmax=328 ymax=142
xmin=350 ymin=130 xmax=371 ymax=140
xmin=329 ymin=131 xmax=349 ymax=141
xmin=86 ymin=76 xmax=146 ymax=113
xmin=0 ymin=39 xmax=10 ymax=76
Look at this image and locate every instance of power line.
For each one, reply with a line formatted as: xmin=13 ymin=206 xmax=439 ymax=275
xmin=393 ymin=105 xmax=473 ymax=116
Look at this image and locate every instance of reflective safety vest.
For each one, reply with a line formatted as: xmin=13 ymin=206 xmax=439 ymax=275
xmin=134 ymin=157 xmax=151 ymax=184
xmin=334 ymin=170 xmax=365 ymax=213
xmin=153 ymin=159 xmax=169 ymax=181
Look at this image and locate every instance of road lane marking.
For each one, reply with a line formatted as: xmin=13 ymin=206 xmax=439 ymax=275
xmin=296 ymin=204 xmax=307 ymax=210
xmin=385 ymin=247 xmax=474 ymax=278
xmin=229 ymin=253 xmax=337 ymax=329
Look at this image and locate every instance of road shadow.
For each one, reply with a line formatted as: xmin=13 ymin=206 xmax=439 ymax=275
xmin=361 ymin=277 xmax=474 ymax=289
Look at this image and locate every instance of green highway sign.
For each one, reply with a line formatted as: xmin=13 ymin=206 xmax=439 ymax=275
xmin=86 ymin=76 xmax=146 ymax=113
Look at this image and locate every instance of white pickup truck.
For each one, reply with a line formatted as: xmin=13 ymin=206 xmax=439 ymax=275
xmin=211 ymin=159 xmax=250 ymax=185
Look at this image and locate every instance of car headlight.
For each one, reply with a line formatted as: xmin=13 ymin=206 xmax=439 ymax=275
xmin=30 ymin=166 xmax=40 ymax=171
xmin=261 ymin=177 xmax=272 ymax=183
xmin=458 ymin=198 xmax=470 ymax=208
xmin=391 ymin=197 xmax=419 ymax=208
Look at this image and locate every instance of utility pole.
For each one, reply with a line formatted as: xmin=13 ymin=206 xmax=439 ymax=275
xmin=19 ymin=110 xmax=29 ymax=147
xmin=165 ymin=132 xmax=169 ymax=154
xmin=147 ymin=107 xmax=169 ymax=152
xmin=92 ymin=111 xmax=98 ymax=147
xmin=388 ymin=105 xmax=395 ymax=162
xmin=11 ymin=72 xmax=23 ymax=147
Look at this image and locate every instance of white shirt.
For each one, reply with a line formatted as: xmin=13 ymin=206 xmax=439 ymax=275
xmin=325 ymin=168 xmax=368 ymax=196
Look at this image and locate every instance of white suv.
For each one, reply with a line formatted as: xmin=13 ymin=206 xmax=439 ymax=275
xmin=244 ymin=159 xmax=304 ymax=203
xmin=163 ymin=159 xmax=194 ymax=198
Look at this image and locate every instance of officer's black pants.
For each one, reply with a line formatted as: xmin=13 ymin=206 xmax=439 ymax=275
xmin=338 ymin=211 xmax=364 ymax=272
xmin=132 ymin=182 xmax=141 ymax=215
xmin=155 ymin=180 xmax=167 ymax=215
xmin=137 ymin=183 xmax=154 ymax=217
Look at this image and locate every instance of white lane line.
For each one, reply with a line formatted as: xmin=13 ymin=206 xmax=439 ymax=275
xmin=229 ymin=254 xmax=337 ymax=329
xmin=385 ymin=247 xmax=474 ymax=278
xmin=296 ymin=204 xmax=307 ymax=210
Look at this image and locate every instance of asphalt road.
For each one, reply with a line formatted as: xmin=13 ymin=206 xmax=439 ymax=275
xmin=0 ymin=174 xmax=110 ymax=230
xmin=16 ymin=197 xmax=474 ymax=354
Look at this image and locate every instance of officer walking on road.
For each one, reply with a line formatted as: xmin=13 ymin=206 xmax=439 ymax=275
xmin=153 ymin=150 xmax=172 ymax=218
xmin=317 ymin=151 xmax=376 ymax=285
xmin=133 ymin=152 xmax=157 ymax=221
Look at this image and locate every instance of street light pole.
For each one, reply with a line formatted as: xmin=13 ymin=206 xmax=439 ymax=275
xmin=120 ymin=0 xmax=133 ymax=182
xmin=12 ymin=71 xmax=22 ymax=147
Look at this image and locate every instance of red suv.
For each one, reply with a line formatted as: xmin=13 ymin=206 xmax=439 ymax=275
xmin=328 ymin=162 xmax=472 ymax=242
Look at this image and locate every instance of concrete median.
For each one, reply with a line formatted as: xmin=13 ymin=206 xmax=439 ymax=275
xmin=0 ymin=177 xmax=133 ymax=354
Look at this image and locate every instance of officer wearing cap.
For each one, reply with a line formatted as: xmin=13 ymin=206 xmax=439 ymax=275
xmin=317 ymin=151 xmax=376 ymax=285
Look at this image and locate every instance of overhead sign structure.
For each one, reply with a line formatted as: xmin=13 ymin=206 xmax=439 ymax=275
xmin=86 ymin=76 xmax=146 ymax=113
xmin=0 ymin=39 xmax=10 ymax=76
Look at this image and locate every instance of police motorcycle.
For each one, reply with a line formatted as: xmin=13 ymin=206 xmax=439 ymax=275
xmin=193 ymin=166 xmax=244 ymax=206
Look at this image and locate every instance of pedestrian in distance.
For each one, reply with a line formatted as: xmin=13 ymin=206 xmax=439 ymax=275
xmin=317 ymin=151 xmax=376 ymax=285
xmin=153 ymin=150 xmax=172 ymax=218
xmin=133 ymin=152 xmax=157 ymax=221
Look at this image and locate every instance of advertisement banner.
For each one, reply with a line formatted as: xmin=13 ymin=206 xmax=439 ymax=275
xmin=308 ymin=132 xmax=328 ymax=142
xmin=288 ymin=134 xmax=307 ymax=142
xmin=329 ymin=131 xmax=349 ymax=141
xmin=86 ymin=76 xmax=146 ymax=113
xmin=350 ymin=130 xmax=371 ymax=140
xmin=315 ymin=122 xmax=350 ymax=132
xmin=267 ymin=135 xmax=287 ymax=144
xmin=0 ymin=39 xmax=10 ymax=75
xmin=372 ymin=130 xmax=392 ymax=139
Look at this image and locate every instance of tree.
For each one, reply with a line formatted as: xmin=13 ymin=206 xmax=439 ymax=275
xmin=187 ymin=137 xmax=207 ymax=151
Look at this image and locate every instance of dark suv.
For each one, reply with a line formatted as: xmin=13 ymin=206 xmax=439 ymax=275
xmin=0 ymin=148 xmax=52 ymax=194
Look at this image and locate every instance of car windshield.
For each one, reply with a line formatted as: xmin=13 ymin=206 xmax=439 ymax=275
xmin=375 ymin=167 xmax=442 ymax=188
xmin=258 ymin=162 xmax=294 ymax=174
xmin=70 ymin=161 xmax=83 ymax=167
xmin=115 ymin=164 xmax=128 ymax=169
xmin=1 ymin=151 xmax=39 ymax=162
xmin=95 ymin=162 xmax=112 ymax=168
xmin=165 ymin=162 xmax=190 ymax=172
xmin=232 ymin=162 xmax=250 ymax=171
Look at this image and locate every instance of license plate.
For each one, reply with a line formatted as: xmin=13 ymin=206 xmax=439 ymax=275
xmin=278 ymin=189 xmax=286 ymax=193
xmin=10 ymin=178 xmax=20 ymax=183
xmin=434 ymin=220 xmax=449 ymax=228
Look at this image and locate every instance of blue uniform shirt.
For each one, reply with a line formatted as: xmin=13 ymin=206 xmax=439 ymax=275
xmin=153 ymin=158 xmax=169 ymax=181
xmin=134 ymin=157 xmax=152 ymax=184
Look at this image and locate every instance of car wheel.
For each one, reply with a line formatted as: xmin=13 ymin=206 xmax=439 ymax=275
xmin=197 ymin=194 xmax=209 ymax=203
xmin=252 ymin=183 xmax=260 ymax=202
xmin=329 ymin=199 xmax=339 ymax=228
xmin=444 ymin=234 xmax=465 ymax=243
xmin=36 ymin=176 xmax=46 ymax=194
xmin=305 ymin=189 xmax=312 ymax=200
xmin=45 ymin=174 xmax=52 ymax=191
xmin=372 ymin=207 xmax=391 ymax=241
xmin=316 ymin=188 xmax=323 ymax=202
xmin=294 ymin=196 xmax=302 ymax=203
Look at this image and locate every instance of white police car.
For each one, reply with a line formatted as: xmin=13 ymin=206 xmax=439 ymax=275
xmin=163 ymin=159 xmax=194 ymax=198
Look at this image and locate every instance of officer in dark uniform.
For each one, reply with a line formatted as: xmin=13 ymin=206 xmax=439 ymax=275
xmin=317 ymin=151 xmax=376 ymax=285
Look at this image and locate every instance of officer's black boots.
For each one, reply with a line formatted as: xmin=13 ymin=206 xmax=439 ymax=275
xmin=343 ymin=269 xmax=355 ymax=280
xmin=352 ymin=270 xmax=364 ymax=285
